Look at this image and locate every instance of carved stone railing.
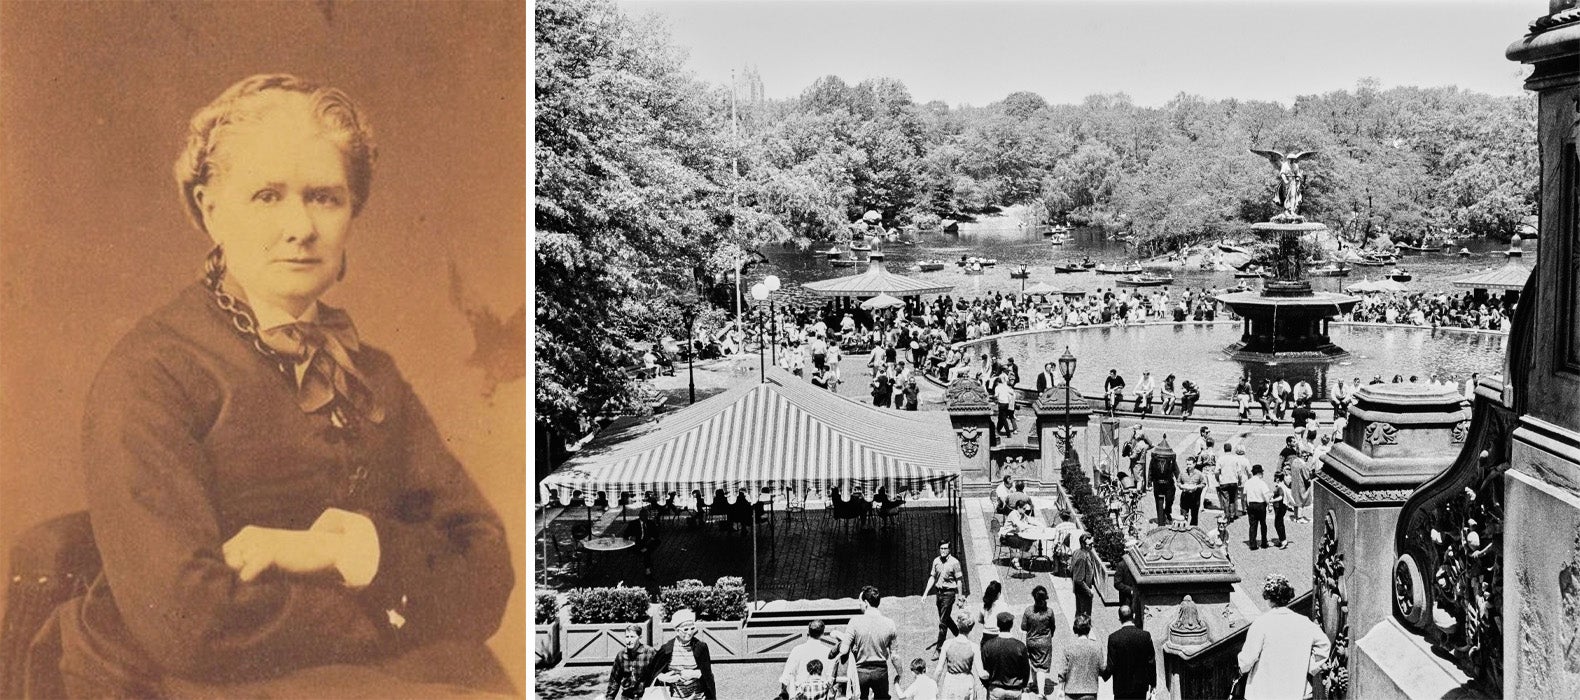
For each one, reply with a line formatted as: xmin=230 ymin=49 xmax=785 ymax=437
xmin=1164 ymin=592 xmax=1313 ymax=700
xmin=1391 ymin=377 xmax=1515 ymax=693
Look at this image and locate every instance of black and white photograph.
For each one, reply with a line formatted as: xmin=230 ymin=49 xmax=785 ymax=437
xmin=1 ymin=2 xmax=526 ymax=697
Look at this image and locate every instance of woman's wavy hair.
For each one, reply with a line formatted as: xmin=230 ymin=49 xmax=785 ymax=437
xmin=175 ymin=74 xmax=376 ymax=233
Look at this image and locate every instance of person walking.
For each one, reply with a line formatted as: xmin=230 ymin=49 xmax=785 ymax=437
xmin=605 ymin=623 xmax=657 ymax=700
xmin=933 ymin=613 xmax=983 ymax=700
xmin=977 ymin=613 xmax=1033 ymax=699
xmin=1244 ymin=465 xmax=1272 ymax=550
xmin=1272 ymin=471 xmax=1294 ymax=549
xmin=779 ymin=621 xmax=833 ymax=700
xmin=1288 ymin=451 xmax=1313 ymax=523
xmin=872 ymin=372 xmax=893 ymax=408
xmin=898 ymin=658 xmax=937 ymax=700
xmin=1069 ymin=535 xmax=1103 ymax=620
xmin=1057 ymin=615 xmax=1104 ymax=700
xmin=1218 ymin=444 xmax=1247 ymax=522
xmin=923 ymin=541 xmax=964 ymax=653
xmin=1149 ymin=448 xmax=1176 ymax=526
xmin=1022 ymin=586 xmax=1057 ymax=698
xmin=1237 ymin=575 xmax=1331 ymax=700
xmin=833 ymin=586 xmax=901 ymax=700
xmin=994 ymin=374 xmax=1019 ymax=437
xmin=1177 ymin=461 xmax=1206 ymax=526
xmin=651 ymin=609 xmax=716 ymax=700
xmin=978 ymin=580 xmax=1015 ymax=638
xmin=1102 ymin=607 xmax=1155 ymax=700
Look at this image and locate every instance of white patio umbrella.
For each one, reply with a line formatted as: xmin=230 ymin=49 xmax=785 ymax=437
xmin=1024 ymin=281 xmax=1061 ymax=295
xmin=1345 ymin=280 xmax=1380 ymax=293
xmin=860 ymin=293 xmax=905 ymax=310
xmin=1374 ymin=279 xmax=1408 ymax=293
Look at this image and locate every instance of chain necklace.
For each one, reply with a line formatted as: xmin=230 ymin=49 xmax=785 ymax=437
xmin=203 ymin=264 xmax=296 ymax=380
xmin=201 ymin=256 xmax=363 ymax=443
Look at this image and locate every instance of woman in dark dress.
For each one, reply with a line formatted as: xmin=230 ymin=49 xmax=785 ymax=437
xmin=1021 ymin=585 xmax=1057 ymax=695
xmin=49 ymin=75 xmax=513 ymax=697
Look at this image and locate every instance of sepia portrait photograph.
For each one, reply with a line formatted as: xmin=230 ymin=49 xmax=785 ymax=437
xmin=532 ymin=0 xmax=1577 ymax=699
xmin=1 ymin=1 xmax=527 ymax=697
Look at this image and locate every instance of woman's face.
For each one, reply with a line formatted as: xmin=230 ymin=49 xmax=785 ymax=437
xmin=196 ymin=107 xmax=353 ymax=317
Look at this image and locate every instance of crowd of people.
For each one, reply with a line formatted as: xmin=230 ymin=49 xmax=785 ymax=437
xmin=1118 ymin=416 xmax=1334 ymax=552
xmin=1345 ymin=290 xmax=1514 ymax=332
xmin=603 ymin=568 xmax=1325 ymax=700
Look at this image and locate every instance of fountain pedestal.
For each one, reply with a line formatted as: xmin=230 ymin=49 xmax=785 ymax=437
xmin=1215 ymin=222 xmax=1360 ymax=362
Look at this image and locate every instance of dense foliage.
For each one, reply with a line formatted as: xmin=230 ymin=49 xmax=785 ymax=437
xmin=535 ymin=590 xmax=560 ymax=625
xmin=1061 ymin=454 xmax=1127 ymax=566
xmin=658 ymin=576 xmax=749 ymax=622
xmin=731 ymin=79 xmax=1535 ymax=252
xmin=536 ymin=0 xmax=753 ymax=439
xmin=535 ymin=0 xmax=1536 ymax=442
xmin=565 ymin=585 xmax=653 ymax=624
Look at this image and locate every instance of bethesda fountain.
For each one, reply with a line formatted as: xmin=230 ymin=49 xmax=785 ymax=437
xmin=1216 ymin=149 xmax=1360 ymax=362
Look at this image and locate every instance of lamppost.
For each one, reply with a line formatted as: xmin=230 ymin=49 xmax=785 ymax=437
xmin=1059 ymin=346 xmax=1078 ymax=461
xmin=763 ymin=275 xmax=781 ymax=365
xmin=750 ymin=282 xmax=770 ymax=382
xmin=681 ymin=302 xmax=698 ymax=404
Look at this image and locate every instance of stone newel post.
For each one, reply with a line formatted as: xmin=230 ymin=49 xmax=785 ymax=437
xmin=1033 ymin=385 xmax=1092 ymax=487
xmin=945 ymin=376 xmax=995 ymax=494
xmin=1314 ymin=383 xmax=1469 ymax=699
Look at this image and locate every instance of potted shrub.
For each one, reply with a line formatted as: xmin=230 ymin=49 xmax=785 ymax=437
xmin=657 ymin=576 xmax=750 ymax=659
xmin=534 ymin=591 xmax=561 ymax=668
xmin=562 ymin=585 xmax=653 ymax=666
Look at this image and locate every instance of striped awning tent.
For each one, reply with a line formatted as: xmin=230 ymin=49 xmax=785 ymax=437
xmin=801 ymin=261 xmax=954 ymax=298
xmin=1452 ymin=260 xmax=1532 ymax=292
xmin=540 ymin=370 xmax=959 ymax=499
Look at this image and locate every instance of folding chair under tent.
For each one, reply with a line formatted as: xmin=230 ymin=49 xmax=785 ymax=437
xmin=540 ymin=369 xmax=964 ymax=604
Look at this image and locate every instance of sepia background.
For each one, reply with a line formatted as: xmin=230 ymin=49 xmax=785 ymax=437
xmin=0 ymin=0 xmax=527 ymax=689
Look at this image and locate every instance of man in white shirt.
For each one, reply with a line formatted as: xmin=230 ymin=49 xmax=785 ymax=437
xmin=993 ymin=475 xmax=1014 ymax=515
xmin=1135 ymin=371 xmax=1157 ymax=414
xmin=779 ymin=620 xmax=832 ymax=698
xmin=1217 ymin=444 xmax=1246 ymax=521
xmin=1243 ymin=464 xmax=1273 ymax=550
xmin=994 ymin=375 xmax=1018 ymax=437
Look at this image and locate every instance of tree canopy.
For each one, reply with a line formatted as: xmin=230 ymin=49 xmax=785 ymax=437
xmin=535 ymin=0 xmax=1537 ymax=441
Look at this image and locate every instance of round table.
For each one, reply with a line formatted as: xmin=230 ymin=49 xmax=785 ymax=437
xmin=581 ymin=536 xmax=636 ymax=552
xmin=578 ymin=537 xmax=637 ymax=580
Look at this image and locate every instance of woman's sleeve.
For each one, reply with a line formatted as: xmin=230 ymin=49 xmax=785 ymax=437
xmin=83 ymin=348 xmax=384 ymax=681
xmin=357 ymin=377 xmax=514 ymax=647
xmin=1237 ymin=620 xmax=1265 ymax=675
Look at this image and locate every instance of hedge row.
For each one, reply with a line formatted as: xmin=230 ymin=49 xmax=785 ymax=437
xmin=1060 ymin=454 xmax=1128 ymax=566
xmin=559 ymin=576 xmax=749 ymax=624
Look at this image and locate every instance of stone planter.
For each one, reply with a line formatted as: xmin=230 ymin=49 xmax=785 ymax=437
xmin=562 ymin=618 xmax=651 ymax=666
xmin=534 ymin=620 xmax=560 ymax=668
xmin=1054 ymin=484 xmax=1124 ymax=606
xmin=1095 ymin=562 xmax=1123 ymax=606
xmin=657 ymin=617 xmax=749 ymax=661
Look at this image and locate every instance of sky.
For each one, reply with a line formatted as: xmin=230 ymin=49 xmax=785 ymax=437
xmin=615 ymin=0 xmax=1543 ymax=108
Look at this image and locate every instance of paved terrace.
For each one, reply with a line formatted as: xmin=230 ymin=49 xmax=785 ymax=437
xmin=534 ymin=358 xmax=1315 ymax=698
